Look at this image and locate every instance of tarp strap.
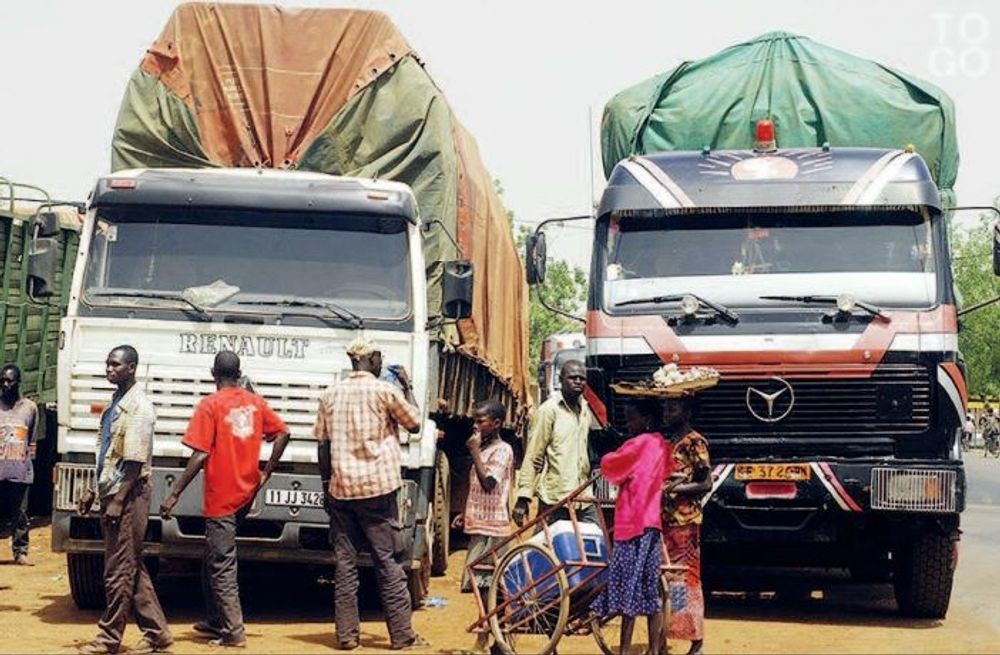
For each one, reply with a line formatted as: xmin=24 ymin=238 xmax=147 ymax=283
xmin=841 ymin=150 xmax=913 ymax=205
xmin=621 ymin=155 xmax=696 ymax=209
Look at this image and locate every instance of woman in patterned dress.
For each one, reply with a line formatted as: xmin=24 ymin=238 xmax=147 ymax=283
xmin=591 ymin=399 xmax=674 ymax=655
xmin=662 ymin=396 xmax=712 ymax=655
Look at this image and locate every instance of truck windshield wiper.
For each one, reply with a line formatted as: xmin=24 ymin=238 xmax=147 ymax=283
xmin=236 ymin=298 xmax=363 ymax=328
xmin=615 ymin=293 xmax=739 ymax=325
xmin=87 ymin=290 xmax=211 ymax=321
xmin=760 ymin=295 xmax=889 ymax=321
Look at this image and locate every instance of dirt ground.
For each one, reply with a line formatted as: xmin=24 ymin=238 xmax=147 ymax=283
xmin=2 ymin=523 xmax=999 ymax=654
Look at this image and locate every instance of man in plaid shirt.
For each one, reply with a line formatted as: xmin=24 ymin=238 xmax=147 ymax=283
xmin=314 ymin=336 xmax=427 ymax=651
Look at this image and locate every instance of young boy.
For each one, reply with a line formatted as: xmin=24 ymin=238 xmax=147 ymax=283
xmin=454 ymin=400 xmax=513 ymax=650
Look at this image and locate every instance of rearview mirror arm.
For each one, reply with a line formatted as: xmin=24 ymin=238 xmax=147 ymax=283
xmin=531 ymin=214 xmax=593 ymax=235
xmin=422 ymin=218 xmax=465 ymax=259
xmin=958 ymin=294 xmax=1000 ymax=317
xmin=535 ymin=283 xmax=586 ymax=324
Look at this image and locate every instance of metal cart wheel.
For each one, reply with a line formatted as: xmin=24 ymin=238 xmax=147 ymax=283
xmin=487 ymin=542 xmax=571 ymax=655
xmin=590 ymin=572 xmax=674 ymax=655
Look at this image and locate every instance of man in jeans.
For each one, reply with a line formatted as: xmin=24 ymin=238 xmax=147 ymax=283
xmin=314 ymin=336 xmax=427 ymax=651
xmin=160 ymin=351 xmax=290 ymax=648
xmin=77 ymin=346 xmax=172 ymax=655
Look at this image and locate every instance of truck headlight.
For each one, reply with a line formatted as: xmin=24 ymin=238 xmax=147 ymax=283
xmin=871 ymin=468 xmax=957 ymax=513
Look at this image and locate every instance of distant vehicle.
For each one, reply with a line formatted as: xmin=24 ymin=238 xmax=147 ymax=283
xmin=539 ymin=333 xmax=585 ymax=401
xmin=0 ymin=180 xmax=82 ymax=514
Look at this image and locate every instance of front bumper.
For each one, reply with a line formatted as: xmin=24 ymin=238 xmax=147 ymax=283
xmin=702 ymin=458 xmax=965 ymax=546
xmin=52 ymin=464 xmax=426 ymax=568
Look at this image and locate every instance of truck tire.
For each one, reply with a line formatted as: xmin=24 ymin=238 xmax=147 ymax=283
xmin=68 ymin=553 xmax=105 ymax=610
xmin=893 ymin=532 xmax=955 ymax=618
xmin=430 ymin=450 xmax=450 ymax=576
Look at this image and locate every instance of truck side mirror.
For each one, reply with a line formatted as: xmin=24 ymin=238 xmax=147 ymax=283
xmin=27 ymin=237 xmax=60 ymax=299
xmin=525 ymin=231 xmax=546 ymax=285
xmin=993 ymin=224 xmax=1000 ymax=276
xmin=442 ymin=260 xmax=473 ymax=320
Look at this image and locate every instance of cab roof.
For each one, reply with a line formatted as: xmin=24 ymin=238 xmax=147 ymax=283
xmin=599 ymin=147 xmax=941 ymax=216
xmin=91 ymin=168 xmax=418 ymax=222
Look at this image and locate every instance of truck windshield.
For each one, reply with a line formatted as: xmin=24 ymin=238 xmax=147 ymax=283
xmin=82 ymin=208 xmax=412 ymax=321
xmin=602 ymin=209 xmax=939 ymax=311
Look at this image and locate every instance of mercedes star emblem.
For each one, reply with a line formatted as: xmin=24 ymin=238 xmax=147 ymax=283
xmin=745 ymin=377 xmax=795 ymax=423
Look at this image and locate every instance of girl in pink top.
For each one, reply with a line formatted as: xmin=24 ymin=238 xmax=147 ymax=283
xmin=592 ymin=399 xmax=674 ymax=655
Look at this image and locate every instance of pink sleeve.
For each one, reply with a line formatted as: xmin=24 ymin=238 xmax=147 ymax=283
xmin=599 ymin=435 xmax=646 ymax=484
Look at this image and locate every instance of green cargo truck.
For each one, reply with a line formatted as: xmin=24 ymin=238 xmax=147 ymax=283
xmin=0 ymin=179 xmax=81 ymax=512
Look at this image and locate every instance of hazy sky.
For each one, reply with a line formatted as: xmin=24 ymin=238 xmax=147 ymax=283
xmin=3 ymin=0 xmax=999 ymax=268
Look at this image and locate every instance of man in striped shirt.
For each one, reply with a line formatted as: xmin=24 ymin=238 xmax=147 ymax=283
xmin=313 ymin=336 xmax=426 ymax=651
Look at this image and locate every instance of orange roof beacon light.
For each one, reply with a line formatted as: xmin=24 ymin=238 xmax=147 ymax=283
xmin=754 ymin=119 xmax=777 ymax=153
xmin=108 ymin=178 xmax=138 ymax=190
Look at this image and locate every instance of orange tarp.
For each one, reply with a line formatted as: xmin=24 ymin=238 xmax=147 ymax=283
xmin=140 ymin=4 xmax=410 ymax=168
xmin=111 ymin=3 xmax=532 ymax=415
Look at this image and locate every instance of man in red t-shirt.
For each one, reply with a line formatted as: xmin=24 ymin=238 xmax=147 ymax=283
xmin=160 ymin=351 xmax=289 ymax=648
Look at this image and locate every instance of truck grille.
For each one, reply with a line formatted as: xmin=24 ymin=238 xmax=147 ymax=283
xmin=871 ymin=467 xmax=957 ymax=512
xmin=54 ymin=463 xmax=96 ymax=512
xmin=610 ymin=363 xmax=932 ymax=438
xmin=69 ymin=368 xmax=330 ymax=447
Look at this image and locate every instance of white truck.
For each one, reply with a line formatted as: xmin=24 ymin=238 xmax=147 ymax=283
xmin=33 ymin=168 xmax=480 ymax=608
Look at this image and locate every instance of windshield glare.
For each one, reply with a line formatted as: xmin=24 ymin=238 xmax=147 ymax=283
xmin=603 ymin=210 xmax=939 ymax=310
xmin=84 ymin=208 xmax=412 ymax=320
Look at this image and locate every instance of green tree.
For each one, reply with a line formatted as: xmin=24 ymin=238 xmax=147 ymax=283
xmin=951 ymin=208 xmax=1000 ymax=396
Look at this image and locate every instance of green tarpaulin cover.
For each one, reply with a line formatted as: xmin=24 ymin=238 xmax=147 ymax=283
xmin=602 ymin=32 xmax=958 ymax=198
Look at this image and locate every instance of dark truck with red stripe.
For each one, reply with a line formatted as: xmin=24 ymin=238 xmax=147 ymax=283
xmin=525 ymin=123 xmax=995 ymax=617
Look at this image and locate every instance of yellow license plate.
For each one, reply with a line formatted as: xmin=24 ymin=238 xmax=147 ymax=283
xmin=734 ymin=463 xmax=811 ymax=481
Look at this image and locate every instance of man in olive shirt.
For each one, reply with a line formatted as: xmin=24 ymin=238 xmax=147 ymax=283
xmin=513 ymin=360 xmax=598 ymax=525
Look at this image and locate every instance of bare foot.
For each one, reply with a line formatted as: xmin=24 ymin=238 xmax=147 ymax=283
xmin=14 ymin=554 xmax=33 ymax=566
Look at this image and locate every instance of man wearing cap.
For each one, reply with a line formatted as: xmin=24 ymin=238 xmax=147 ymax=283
xmin=313 ymin=336 xmax=427 ymax=651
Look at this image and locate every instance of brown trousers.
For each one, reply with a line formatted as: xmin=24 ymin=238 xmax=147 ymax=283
xmin=96 ymin=480 xmax=171 ymax=649
xmin=329 ymin=491 xmax=415 ymax=647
